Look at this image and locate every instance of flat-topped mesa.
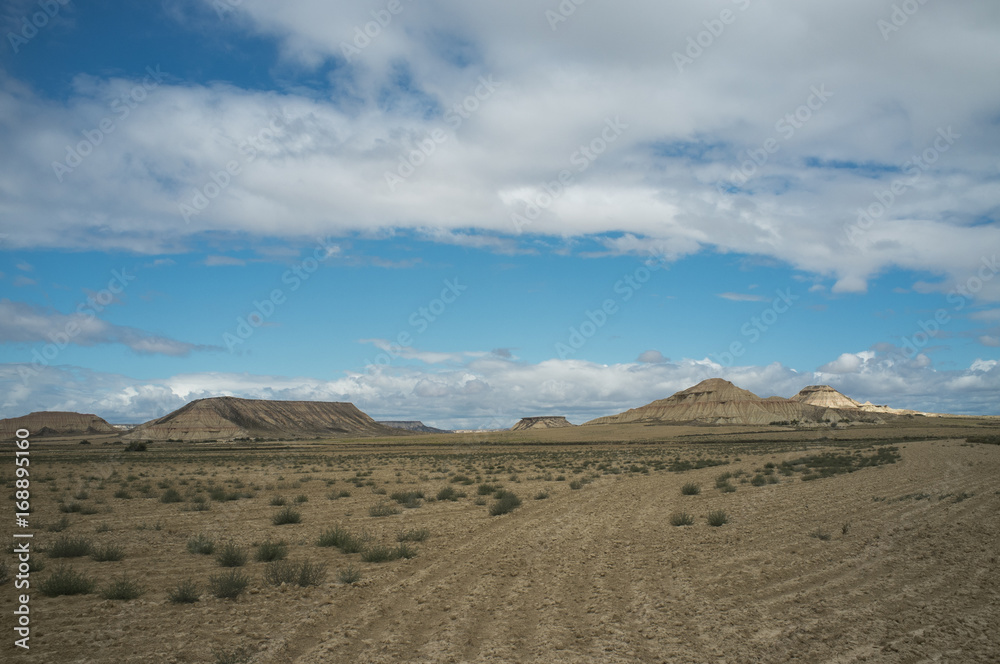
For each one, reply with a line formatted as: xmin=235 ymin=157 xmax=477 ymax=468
xmin=585 ymin=378 xmax=886 ymax=426
xmin=0 ymin=411 xmax=117 ymax=437
xmin=511 ymin=416 xmax=574 ymax=431
xmin=123 ymin=396 xmax=401 ymax=442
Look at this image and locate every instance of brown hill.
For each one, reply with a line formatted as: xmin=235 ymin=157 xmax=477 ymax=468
xmin=584 ymin=378 xmax=884 ymax=426
xmin=0 ymin=411 xmax=116 ymax=438
xmin=511 ymin=416 xmax=574 ymax=431
xmin=124 ymin=397 xmax=400 ymax=442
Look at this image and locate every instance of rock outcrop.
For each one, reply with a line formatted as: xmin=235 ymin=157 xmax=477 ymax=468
xmin=379 ymin=421 xmax=453 ymax=434
xmin=585 ymin=378 xmax=886 ymax=426
xmin=124 ymin=397 xmax=400 ymax=442
xmin=790 ymin=385 xmax=861 ymax=409
xmin=0 ymin=411 xmax=117 ymax=438
xmin=511 ymin=416 xmax=574 ymax=431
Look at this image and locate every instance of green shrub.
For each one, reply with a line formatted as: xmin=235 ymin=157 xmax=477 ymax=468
xmin=436 ymin=486 xmax=465 ymax=501
xmin=209 ymin=569 xmax=249 ymax=599
xmin=368 ymin=501 xmax=401 ymax=517
xmin=489 ymin=491 xmax=522 ymax=516
xmin=751 ymin=475 xmax=767 ymax=487
xmin=160 ymin=487 xmax=183 ymax=503
xmin=294 ymin=494 xmax=309 ymax=503
xmin=670 ymin=512 xmax=695 ymax=526
xmin=397 ymin=528 xmax=430 ymax=542
xmin=212 ymin=645 xmax=254 ymax=664
xmin=187 ymin=534 xmax=215 ymax=555
xmin=681 ymin=482 xmax=701 ymax=496
xmin=48 ymin=535 xmax=92 ymax=558
xmin=534 ymin=491 xmax=550 ymax=500
xmin=255 ymin=540 xmax=288 ymax=562
xmin=263 ymin=559 xmax=328 ymax=587
xmin=100 ymin=575 xmax=144 ymax=600
xmin=113 ymin=488 xmax=132 ymax=500
xmin=568 ymin=480 xmax=582 ymax=490
xmin=272 ymin=506 xmax=302 ymax=525
xmin=167 ymin=579 xmax=200 ymax=604
xmin=361 ymin=543 xmax=417 ymax=563
xmin=719 ymin=481 xmax=736 ymax=493
xmin=338 ymin=565 xmax=362 ymax=584
xmin=317 ymin=525 xmax=368 ymax=553
xmin=707 ymin=510 xmax=729 ymax=527
xmin=269 ymin=496 xmax=287 ymax=506
xmin=216 ymin=542 xmax=249 ymax=567
xmin=40 ymin=566 xmax=95 ymax=596
xmin=389 ymin=490 xmax=424 ymax=508
xmin=91 ymin=543 xmax=125 ymax=562
xmin=477 ymin=483 xmax=501 ymax=495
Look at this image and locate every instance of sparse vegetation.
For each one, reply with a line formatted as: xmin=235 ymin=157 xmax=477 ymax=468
xmin=707 ymin=510 xmax=729 ymax=527
xmin=369 ymin=501 xmax=401 ymax=517
xmin=187 ymin=534 xmax=215 ymax=555
xmin=101 ymin=575 xmax=144 ymax=600
xmin=272 ymin=506 xmax=302 ymax=525
xmin=670 ymin=512 xmax=695 ymax=526
xmin=263 ymin=559 xmax=328 ymax=586
xmin=255 ymin=540 xmax=288 ymax=562
xmin=40 ymin=566 xmax=95 ymax=597
xmin=209 ymin=569 xmax=249 ymax=599
xmin=681 ymin=482 xmax=701 ymax=496
xmin=489 ymin=490 xmax=522 ymax=516
xmin=397 ymin=528 xmax=430 ymax=542
xmin=216 ymin=542 xmax=249 ymax=567
xmin=48 ymin=535 xmax=92 ymax=558
xmin=91 ymin=543 xmax=125 ymax=562
xmin=168 ymin=579 xmax=200 ymax=604
xmin=338 ymin=565 xmax=362 ymax=584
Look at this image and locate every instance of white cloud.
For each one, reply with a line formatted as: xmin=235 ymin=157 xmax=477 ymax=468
xmin=0 ymin=1 xmax=997 ymax=300
xmin=0 ymin=300 xmax=219 ymax=357
xmin=718 ymin=292 xmax=768 ymax=302
xmin=3 ymin=345 xmax=998 ymax=426
xmin=636 ymin=350 xmax=668 ymax=364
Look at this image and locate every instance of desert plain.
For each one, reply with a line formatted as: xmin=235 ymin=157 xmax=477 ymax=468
xmin=3 ymin=419 xmax=999 ymax=664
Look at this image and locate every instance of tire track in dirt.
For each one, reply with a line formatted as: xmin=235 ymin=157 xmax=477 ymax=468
xmin=255 ymin=440 xmax=999 ymax=663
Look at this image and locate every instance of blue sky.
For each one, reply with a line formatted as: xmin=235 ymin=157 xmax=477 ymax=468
xmin=1 ymin=1 xmax=998 ymax=427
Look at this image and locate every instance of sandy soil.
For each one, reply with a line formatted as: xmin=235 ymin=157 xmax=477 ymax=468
xmin=2 ymin=436 xmax=998 ymax=663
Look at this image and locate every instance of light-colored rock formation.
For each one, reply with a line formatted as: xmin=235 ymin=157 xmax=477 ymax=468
xmin=584 ymin=378 xmax=885 ymax=426
xmin=790 ymin=385 xmax=862 ymax=409
xmin=511 ymin=416 xmax=574 ymax=431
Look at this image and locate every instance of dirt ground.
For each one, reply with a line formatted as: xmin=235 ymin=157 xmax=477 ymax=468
xmin=2 ymin=430 xmax=999 ymax=663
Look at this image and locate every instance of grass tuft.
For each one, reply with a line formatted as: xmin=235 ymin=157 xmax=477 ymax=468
xmin=670 ymin=512 xmax=695 ymax=526
xmin=91 ymin=543 xmax=125 ymax=562
xmin=681 ymin=482 xmax=701 ymax=496
xmin=489 ymin=490 xmax=522 ymax=516
xmin=167 ymin=579 xmax=200 ymax=604
xmin=216 ymin=542 xmax=249 ymax=567
xmin=100 ymin=574 xmax=144 ymax=600
xmin=707 ymin=510 xmax=729 ymax=527
xmin=48 ymin=535 xmax=92 ymax=558
xmin=272 ymin=506 xmax=302 ymax=525
xmin=187 ymin=534 xmax=215 ymax=555
xmin=209 ymin=569 xmax=249 ymax=599
xmin=40 ymin=566 xmax=95 ymax=597
xmin=255 ymin=540 xmax=288 ymax=562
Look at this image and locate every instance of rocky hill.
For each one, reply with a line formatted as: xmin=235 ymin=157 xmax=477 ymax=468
xmin=511 ymin=416 xmax=574 ymax=431
xmin=585 ymin=378 xmax=886 ymax=426
xmin=124 ymin=397 xmax=401 ymax=442
xmin=379 ymin=421 xmax=453 ymax=434
xmin=790 ymin=384 xmax=862 ymax=409
xmin=0 ymin=411 xmax=117 ymax=438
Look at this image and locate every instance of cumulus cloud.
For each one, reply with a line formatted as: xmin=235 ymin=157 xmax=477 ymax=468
xmin=0 ymin=1 xmax=997 ymax=301
xmin=0 ymin=300 xmax=219 ymax=357
xmin=636 ymin=350 xmax=668 ymax=364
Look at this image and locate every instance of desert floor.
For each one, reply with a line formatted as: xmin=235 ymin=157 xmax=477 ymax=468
xmin=3 ymin=426 xmax=999 ymax=663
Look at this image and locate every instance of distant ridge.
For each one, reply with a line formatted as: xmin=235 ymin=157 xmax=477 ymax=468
xmin=0 ymin=411 xmax=117 ymax=438
xmin=585 ymin=378 xmax=886 ymax=426
xmin=124 ymin=397 xmax=400 ymax=442
xmin=379 ymin=421 xmax=453 ymax=434
xmin=511 ymin=416 xmax=574 ymax=431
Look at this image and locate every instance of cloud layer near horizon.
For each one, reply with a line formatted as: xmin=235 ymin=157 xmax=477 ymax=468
xmin=2 ymin=1 xmax=999 ymax=300
xmin=3 ymin=347 xmax=997 ymax=428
